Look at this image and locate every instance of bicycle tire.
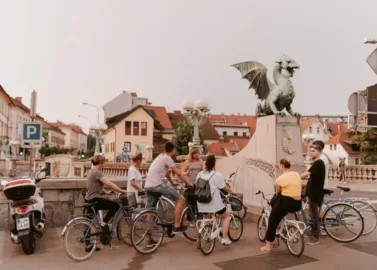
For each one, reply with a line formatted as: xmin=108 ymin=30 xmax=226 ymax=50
xmin=257 ymin=213 xmax=268 ymax=242
xmin=228 ymin=215 xmax=243 ymax=242
xmin=116 ymin=214 xmax=133 ymax=246
xmin=323 ymin=202 xmax=364 ymax=243
xmin=285 ymin=224 xmax=304 ymax=257
xmin=63 ymin=217 xmax=99 ymax=262
xmin=181 ymin=207 xmax=202 ymax=242
xmin=131 ymin=210 xmax=164 ymax=255
xmin=352 ymin=200 xmax=377 ymax=235
xmin=198 ymin=224 xmax=215 ymax=255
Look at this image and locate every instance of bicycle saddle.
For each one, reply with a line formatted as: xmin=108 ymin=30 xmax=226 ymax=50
xmin=323 ymin=189 xmax=334 ymax=195
xmin=337 ymin=186 xmax=351 ymax=192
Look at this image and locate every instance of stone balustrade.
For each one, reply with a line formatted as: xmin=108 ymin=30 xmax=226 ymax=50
xmin=328 ymin=165 xmax=377 ymax=183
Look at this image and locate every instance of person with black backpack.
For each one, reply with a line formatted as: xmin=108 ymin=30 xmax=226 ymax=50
xmin=196 ymin=155 xmax=235 ymax=246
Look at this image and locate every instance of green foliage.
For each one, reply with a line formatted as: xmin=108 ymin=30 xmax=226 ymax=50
xmin=39 ymin=146 xmax=71 ymax=157
xmin=355 ymin=128 xmax=377 ymax=165
xmin=172 ymin=120 xmax=206 ymax=156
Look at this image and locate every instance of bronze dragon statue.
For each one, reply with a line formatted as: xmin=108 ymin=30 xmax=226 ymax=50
xmin=232 ymin=55 xmax=300 ymax=117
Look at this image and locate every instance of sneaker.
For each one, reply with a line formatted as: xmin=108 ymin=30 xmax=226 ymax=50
xmin=85 ymin=246 xmax=101 ymax=252
xmin=221 ymin=238 xmax=232 ymax=246
xmin=307 ymin=237 xmax=320 ymax=245
xmin=172 ymin=225 xmax=188 ymax=234
xmin=320 ymin=230 xmax=327 ymax=236
xmin=146 ymin=239 xmax=158 ymax=248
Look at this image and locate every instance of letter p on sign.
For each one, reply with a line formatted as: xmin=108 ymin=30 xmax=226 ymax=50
xmin=27 ymin=126 xmax=37 ymax=138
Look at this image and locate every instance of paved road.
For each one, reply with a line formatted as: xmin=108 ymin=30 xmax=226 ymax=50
xmin=1 ymin=221 xmax=377 ymax=270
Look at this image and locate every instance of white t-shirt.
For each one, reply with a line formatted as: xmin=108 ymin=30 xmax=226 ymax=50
xmin=145 ymin=154 xmax=175 ymax=188
xmin=320 ymin=154 xmax=329 ymax=188
xmin=127 ymin=165 xmax=142 ymax=201
xmin=196 ymin=171 xmax=226 ymax=213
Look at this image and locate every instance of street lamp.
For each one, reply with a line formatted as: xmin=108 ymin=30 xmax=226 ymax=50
xmin=89 ymin=123 xmax=108 ymax=155
xmin=82 ymin=102 xmax=100 ymax=124
xmin=78 ymin=115 xmax=91 ymax=124
xmin=182 ymin=100 xmax=210 ymax=154
xmin=364 ymin=38 xmax=377 ymax=44
xmin=302 ymin=134 xmax=315 ymax=161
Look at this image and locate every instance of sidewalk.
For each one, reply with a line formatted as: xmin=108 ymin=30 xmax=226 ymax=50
xmin=328 ymin=182 xmax=377 ymax=193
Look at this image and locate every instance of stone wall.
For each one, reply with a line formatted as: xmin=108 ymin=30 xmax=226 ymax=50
xmin=0 ymin=179 xmax=127 ymax=230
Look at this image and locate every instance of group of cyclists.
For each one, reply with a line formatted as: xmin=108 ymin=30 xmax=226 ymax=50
xmin=85 ymin=139 xmax=328 ymax=253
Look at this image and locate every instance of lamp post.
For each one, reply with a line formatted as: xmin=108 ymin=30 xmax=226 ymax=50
xmin=78 ymin=115 xmax=91 ymax=124
xmin=78 ymin=115 xmax=92 ymax=152
xmin=182 ymin=100 xmax=210 ymax=154
xmin=82 ymin=102 xmax=99 ymax=124
xmin=302 ymin=134 xmax=315 ymax=161
xmin=364 ymin=38 xmax=377 ymax=44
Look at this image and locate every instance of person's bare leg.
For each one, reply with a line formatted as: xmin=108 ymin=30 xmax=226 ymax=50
xmin=221 ymin=211 xmax=231 ymax=239
xmin=174 ymin=197 xmax=185 ymax=228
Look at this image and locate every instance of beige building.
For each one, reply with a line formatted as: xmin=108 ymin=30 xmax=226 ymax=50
xmin=41 ymin=120 xmax=65 ymax=148
xmin=104 ymin=105 xmax=161 ymax=162
xmin=0 ymin=85 xmax=13 ymax=140
xmin=48 ymin=121 xmax=85 ymax=154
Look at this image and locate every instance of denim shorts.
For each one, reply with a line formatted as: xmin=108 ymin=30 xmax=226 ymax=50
xmin=145 ymin=183 xmax=182 ymax=208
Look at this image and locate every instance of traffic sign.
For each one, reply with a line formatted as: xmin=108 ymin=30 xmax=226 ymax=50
xmin=366 ymin=48 xmax=377 ymax=75
xmin=21 ymin=123 xmax=42 ymax=148
xmin=347 ymin=91 xmax=367 ymax=115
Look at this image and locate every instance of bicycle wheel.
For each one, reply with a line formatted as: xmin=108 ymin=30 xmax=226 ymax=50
xmin=230 ymin=197 xmax=247 ymax=220
xmin=352 ymin=200 xmax=377 ymax=235
xmin=228 ymin=215 xmax=243 ymax=242
xmin=323 ymin=203 xmax=364 ymax=243
xmin=257 ymin=213 xmax=268 ymax=242
xmin=116 ymin=214 xmax=133 ymax=246
xmin=285 ymin=224 xmax=304 ymax=257
xmin=131 ymin=210 xmax=165 ymax=255
xmin=181 ymin=206 xmax=202 ymax=242
xmin=198 ymin=224 xmax=215 ymax=255
xmin=157 ymin=198 xmax=175 ymax=224
xmin=63 ymin=217 xmax=99 ymax=262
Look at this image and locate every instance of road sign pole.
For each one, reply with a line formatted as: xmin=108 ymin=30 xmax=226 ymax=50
xmin=29 ymin=91 xmax=37 ymax=177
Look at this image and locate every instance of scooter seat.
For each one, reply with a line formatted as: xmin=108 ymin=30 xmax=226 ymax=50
xmin=83 ymin=202 xmax=98 ymax=208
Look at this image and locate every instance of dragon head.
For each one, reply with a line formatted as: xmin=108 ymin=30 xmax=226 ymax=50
xmin=276 ymin=55 xmax=300 ymax=78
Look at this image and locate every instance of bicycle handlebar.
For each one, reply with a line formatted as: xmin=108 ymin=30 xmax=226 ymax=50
xmin=255 ymin=190 xmax=270 ymax=203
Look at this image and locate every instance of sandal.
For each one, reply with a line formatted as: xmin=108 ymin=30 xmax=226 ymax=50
xmin=260 ymin=246 xmax=271 ymax=253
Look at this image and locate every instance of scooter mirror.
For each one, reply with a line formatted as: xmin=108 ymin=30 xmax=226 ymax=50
xmin=1 ymin=180 xmax=8 ymax=186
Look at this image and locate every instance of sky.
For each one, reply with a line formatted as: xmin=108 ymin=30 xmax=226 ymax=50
xmin=0 ymin=0 xmax=376 ymax=130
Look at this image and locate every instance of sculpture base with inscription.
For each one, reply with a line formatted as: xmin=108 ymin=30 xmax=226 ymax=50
xmin=215 ymin=115 xmax=306 ymax=219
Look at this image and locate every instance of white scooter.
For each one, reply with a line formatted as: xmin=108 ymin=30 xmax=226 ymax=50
xmin=1 ymin=165 xmax=49 ymax=255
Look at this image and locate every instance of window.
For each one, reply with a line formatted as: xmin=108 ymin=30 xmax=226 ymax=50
xmin=141 ymin=122 xmax=147 ymax=136
xmin=355 ymin=158 xmax=360 ymax=165
xmin=133 ymin=121 xmax=139 ymax=136
xmin=124 ymin=142 xmax=131 ymax=152
xmin=234 ymin=132 xmax=238 ymax=136
xmin=309 ymin=127 xmax=312 ymax=133
xmin=330 ymin=145 xmax=333 ymax=150
xmin=334 ymin=144 xmax=337 ymax=150
xmin=317 ymin=127 xmax=320 ymax=134
xmin=125 ymin=121 xmax=131 ymax=135
xmin=242 ymin=132 xmax=247 ymax=137
xmin=223 ymin=131 xmax=227 ymax=136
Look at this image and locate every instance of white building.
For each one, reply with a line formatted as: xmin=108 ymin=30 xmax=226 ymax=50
xmin=102 ymin=91 xmax=151 ymax=120
xmin=300 ymin=117 xmax=331 ymax=142
xmin=324 ymin=132 xmax=360 ymax=165
xmin=213 ymin=124 xmax=251 ymax=137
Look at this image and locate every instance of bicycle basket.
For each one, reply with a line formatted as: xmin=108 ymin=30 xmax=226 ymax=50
xmin=118 ymin=193 xmax=137 ymax=208
xmin=230 ymin=197 xmax=243 ymax=211
xmin=184 ymin=188 xmax=197 ymax=206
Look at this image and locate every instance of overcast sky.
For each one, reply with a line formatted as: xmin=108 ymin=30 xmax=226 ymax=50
xmin=0 ymin=0 xmax=376 ymax=129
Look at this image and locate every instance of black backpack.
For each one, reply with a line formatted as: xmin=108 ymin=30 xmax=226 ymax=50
xmin=194 ymin=172 xmax=215 ymax=203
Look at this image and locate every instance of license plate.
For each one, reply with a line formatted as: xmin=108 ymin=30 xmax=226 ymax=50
xmin=16 ymin=218 xmax=30 ymax=230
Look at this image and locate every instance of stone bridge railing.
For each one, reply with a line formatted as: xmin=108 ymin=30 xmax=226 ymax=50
xmin=328 ymin=165 xmax=377 ymax=183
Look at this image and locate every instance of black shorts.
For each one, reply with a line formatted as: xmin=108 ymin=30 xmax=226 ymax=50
xmin=216 ymin=207 xmax=227 ymax=215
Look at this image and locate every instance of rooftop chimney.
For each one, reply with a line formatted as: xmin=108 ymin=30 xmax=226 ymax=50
xmin=15 ymin=97 xmax=22 ymax=103
xmin=131 ymin=92 xmax=137 ymax=97
xmin=174 ymin=110 xmax=181 ymax=115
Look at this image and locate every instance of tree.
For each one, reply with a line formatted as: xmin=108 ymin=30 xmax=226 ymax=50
xmin=349 ymin=128 xmax=377 ymax=165
xmin=173 ymin=120 xmax=206 ymax=156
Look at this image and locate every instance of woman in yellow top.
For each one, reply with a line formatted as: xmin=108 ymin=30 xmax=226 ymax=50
xmin=261 ymin=158 xmax=302 ymax=252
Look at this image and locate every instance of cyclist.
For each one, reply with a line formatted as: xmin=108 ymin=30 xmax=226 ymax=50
xmin=85 ymin=155 xmax=126 ymax=245
xmin=260 ymin=158 xmax=302 ymax=253
xmin=144 ymin=142 xmax=192 ymax=235
xmin=127 ymin=153 xmax=145 ymax=205
xmin=196 ymin=155 xmax=235 ymax=246
xmin=312 ymin=140 xmax=329 ymax=188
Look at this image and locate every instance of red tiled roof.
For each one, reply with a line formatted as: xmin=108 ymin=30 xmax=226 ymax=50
xmin=144 ymin=106 xmax=172 ymax=130
xmin=325 ymin=132 xmax=359 ymax=154
xmin=208 ymin=114 xmax=226 ymax=122
xmin=230 ymin=136 xmax=250 ymax=150
xmin=327 ymin=122 xmax=348 ymax=137
xmin=208 ymin=141 xmax=239 ymax=156
xmin=300 ymin=118 xmax=314 ymax=132
xmin=42 ymin=120 xmax=66 ymax=135
xmin=49 ymin=121 xmax=86 ymax=135
xmin=209 ymin=114 xmax=257 ymax=134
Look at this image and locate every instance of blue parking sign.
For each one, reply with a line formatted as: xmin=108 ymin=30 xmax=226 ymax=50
xmin=22 ymin=123 xmax=42 ymax=142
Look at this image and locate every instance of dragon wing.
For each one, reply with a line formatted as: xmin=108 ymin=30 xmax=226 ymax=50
xmin=232 ymin=61 xmax=276 ymax=100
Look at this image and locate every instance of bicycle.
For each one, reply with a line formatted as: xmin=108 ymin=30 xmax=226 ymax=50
xmin=61 ymin=192 xmax=137 ymax=262
xmin=130 ymin=183 xmax=202 ymax=254
xmin=225 ymin=172 xmax=248 ymax=220
xmin=256 ymin=190 xmax=305 ymax=257
xmin=197 ymin=192 xmax=244 ymax=255
xmin=295 ymin=188 xmax=365 ymax=243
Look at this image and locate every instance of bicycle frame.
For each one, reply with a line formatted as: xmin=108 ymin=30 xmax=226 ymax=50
xmin=197 ymin=215 xmax=222 ymax=241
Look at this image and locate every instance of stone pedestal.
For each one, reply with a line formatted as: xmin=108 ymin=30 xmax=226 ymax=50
xmin=216 ymin=115 xmax=306 ymax=215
